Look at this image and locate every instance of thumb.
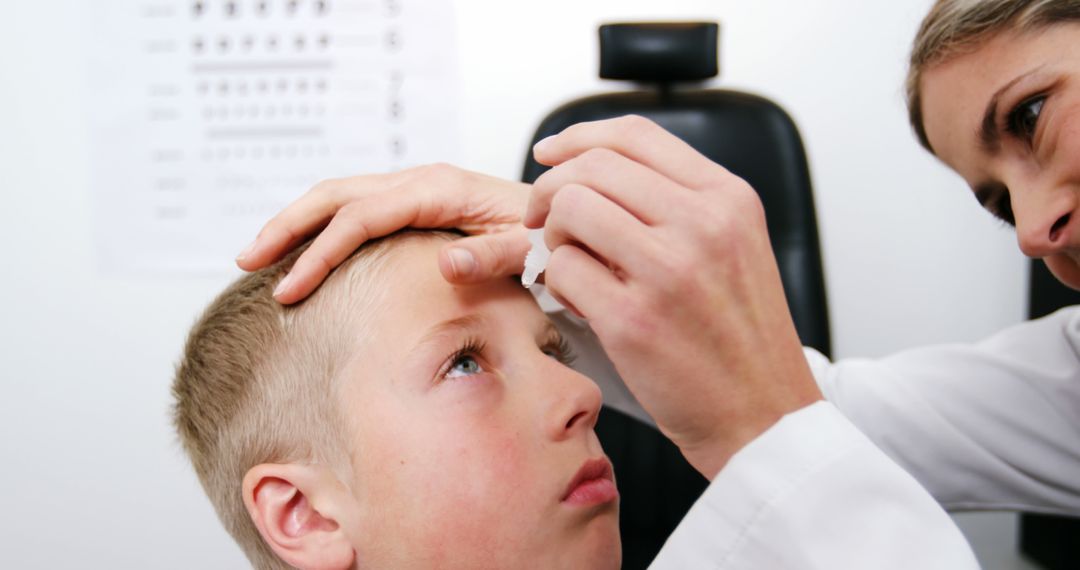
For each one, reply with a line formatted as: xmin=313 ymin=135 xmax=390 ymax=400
xmin=439 ymin=229 xmax=531 ymax=284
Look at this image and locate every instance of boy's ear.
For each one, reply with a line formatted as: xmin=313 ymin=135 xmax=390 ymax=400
xmin=242 ymin=463 xmax=355 ymax=570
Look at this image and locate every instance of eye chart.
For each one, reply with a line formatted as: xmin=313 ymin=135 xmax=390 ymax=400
xmin=87 ymin=0 xmax=458 ymax=274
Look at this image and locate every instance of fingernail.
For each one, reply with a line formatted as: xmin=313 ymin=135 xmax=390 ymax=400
xmin=236 ymin=240 xmax=257 ymax=262
xmin=446 ymin=248 xmax=476 ymax=277
xmin=273 ymin=273 xmax=293 ymax=298
xmin=532 ymin=135 xmax=556 ymax=155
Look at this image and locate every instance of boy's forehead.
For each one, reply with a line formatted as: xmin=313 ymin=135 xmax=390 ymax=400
xmin=334 ymin=237 xmax=552 ymax=388
xmin=375 ymin=237 xmax=544 ymax=334
xmin=384 ymin=238 xmax=526 ymax=301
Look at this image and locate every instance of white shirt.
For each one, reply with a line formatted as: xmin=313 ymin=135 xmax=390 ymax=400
xmin=549 ymin=304 xmax=1080 ymax=568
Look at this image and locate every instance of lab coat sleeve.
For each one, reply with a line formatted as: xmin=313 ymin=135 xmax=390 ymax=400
xmin=651 ymin=402 xmax=979 ymax=569
xmin=805 ymin=306 xmax=1080 ymax=516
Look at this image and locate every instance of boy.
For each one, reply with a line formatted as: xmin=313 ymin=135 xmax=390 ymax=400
xmin=173 ymin=231 xmax=621 ymax=569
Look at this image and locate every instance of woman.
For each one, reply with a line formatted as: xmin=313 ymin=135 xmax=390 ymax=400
xmin=236 ymin=0 xmax=1080 ymax=566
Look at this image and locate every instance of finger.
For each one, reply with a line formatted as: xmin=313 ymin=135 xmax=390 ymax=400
xmin=243 ymin=166 xmax=530 ymax=275
xmin=438 ymin=229 xmax=531 ymax=284
xmin=532 ymin=115 xmax=727 ymax=191
xmin=542 ymin=184 xmax=658 ymax=278
xmin=272 ymin=194 xmax=424 ymax=303
xmin=543 ymin=244 xmax=624 ymax=323
xmin=524 ymin=146 xmax=688 ymax=228
xmin=235 ymin=189 xmax=337 ymax=271
xmin=236 ymin=174 xmax=394 ymax=270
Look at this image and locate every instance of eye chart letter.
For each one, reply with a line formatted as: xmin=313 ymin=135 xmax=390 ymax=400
xmin=87 ymin=0 xmax=458 ymax=274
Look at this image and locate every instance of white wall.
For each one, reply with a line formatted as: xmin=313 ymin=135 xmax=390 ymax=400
xmin=0 ymin=0 xmax=1029 ymax=568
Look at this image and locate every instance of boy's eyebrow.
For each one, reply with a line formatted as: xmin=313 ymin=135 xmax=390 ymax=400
xmin=414 ymin=314 xmax=563 ymax=350
xmin=538 ymin=320 xmax=561 ymax=341
xmin=414 ymin=314 xmax=490 ymax=349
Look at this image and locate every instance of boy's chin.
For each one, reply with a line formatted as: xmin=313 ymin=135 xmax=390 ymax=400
xmin=575 ymin=511 xmax=622 ymax=569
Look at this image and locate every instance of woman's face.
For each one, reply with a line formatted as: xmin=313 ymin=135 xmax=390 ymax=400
xmin=921 ymin=23 xmax=1080 ymax=289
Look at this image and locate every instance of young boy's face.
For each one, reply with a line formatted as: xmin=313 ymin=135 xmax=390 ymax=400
xmin=336 ymin=238 xmax=620 ymax=569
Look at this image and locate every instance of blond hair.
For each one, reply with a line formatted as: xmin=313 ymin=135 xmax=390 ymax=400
xmin=172 ymin=231 xmax=453 ymax=568
xmin=906 ymin=0 xmax=1080 ymax=153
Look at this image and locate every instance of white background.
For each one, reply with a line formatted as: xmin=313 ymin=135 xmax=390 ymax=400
xmin=0 ymin=0 xmax=1034 ymax=568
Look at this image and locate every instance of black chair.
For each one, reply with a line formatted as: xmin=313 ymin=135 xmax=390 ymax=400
xmin=1020 ymin=260 xmax=1080 ymax=569
xmin=521 ymin=22 xmax=831 ymax=569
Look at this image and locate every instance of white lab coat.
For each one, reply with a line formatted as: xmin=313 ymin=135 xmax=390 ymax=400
xmin=548 ymin=303 xmax=1080 ymax=568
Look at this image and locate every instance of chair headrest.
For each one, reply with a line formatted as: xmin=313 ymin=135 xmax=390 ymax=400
xmin=599 ymin=22 xmax=719 ymax=82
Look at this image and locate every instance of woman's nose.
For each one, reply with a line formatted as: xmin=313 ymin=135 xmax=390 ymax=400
xmin=1013 ymin=185 xmax=1077 ymax=258
xmin=545 ymin=365 xmax=603 ymax=442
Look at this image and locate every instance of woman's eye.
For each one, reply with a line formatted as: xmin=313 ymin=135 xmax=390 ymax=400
xmin=1007 ymin=95 xmax=1045 ymax=142
xmin=445 ymin=355 xmax=484 ymax=379
xmin=993 ymin=193 xmax=1016 ymax=227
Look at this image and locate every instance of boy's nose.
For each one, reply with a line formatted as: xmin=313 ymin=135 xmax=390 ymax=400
xmin=546 ymin=366 xmax=603 ymax=442
xmin=1013 ymin=184 xmax=1077 ymax=259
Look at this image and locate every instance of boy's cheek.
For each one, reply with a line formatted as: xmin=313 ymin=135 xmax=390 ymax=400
xmin=364 ymin=408 xmax=533 ymax=493
xmin=346 ymin=404 xmax=558 ymax=561
xmin=354 ymin=383 xmax=544 ymax=510
xmin=375 ymin=436 xmax=538 ymax=531
xmin=426 ymin=425 xmax=542 ymax=509
xmin=432 ymin=373 xmax=504 ymax=412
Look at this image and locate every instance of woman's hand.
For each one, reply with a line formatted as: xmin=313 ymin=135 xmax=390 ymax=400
xmin=236 ymin=164 xmax=532 ymax=303
xmin=239 ymin=116 xmax=822 ymax=478
xmin=527 ymin=115 xmax=822 ymax=478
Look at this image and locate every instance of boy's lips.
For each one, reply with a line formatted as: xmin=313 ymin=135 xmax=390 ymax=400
xmin=561 ymin=457 xmax=618 ymax=506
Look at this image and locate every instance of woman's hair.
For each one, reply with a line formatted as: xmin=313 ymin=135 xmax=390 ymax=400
xmin=906 ymin=0 xmax=1080 ymax=153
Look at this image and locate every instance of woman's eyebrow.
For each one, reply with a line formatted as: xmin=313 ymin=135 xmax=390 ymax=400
xmin=979 ymin=94 xmax=1003 ymax=152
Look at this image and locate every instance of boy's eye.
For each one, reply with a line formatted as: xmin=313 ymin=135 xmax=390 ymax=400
xmin=542 ymin=335 xmax=577 ymax=366
xmin=542 ymin=346 xmax=569 ymax=362
xmin=1007 ymin=95 xmax=1045 ymax=142
xmin=445 ymin=355 xmax=484 ymax=379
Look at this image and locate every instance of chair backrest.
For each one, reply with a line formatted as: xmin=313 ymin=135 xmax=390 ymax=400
xmin=521 ymin=22 xmax=831 ymax=569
